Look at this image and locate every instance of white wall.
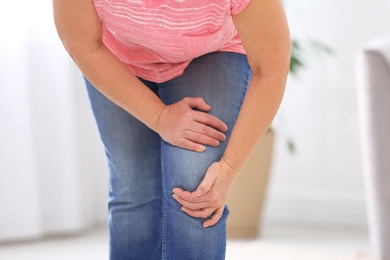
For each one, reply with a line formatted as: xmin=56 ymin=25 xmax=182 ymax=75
xmin=263 ymin=0 xmax=390 ymax=229
xmin=0 ymin=2 xmax=108 ymax=241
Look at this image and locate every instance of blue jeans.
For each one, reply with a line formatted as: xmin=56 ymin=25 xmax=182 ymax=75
xmin=85 ymin=52 xmax=251 ymax=260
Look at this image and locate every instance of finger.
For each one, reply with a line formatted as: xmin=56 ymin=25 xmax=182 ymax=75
xmin=181 ymin=206 xmax=216 ymax=219
xmin=172 ymin=138 xmax=206 ymax=152
xmin=194 ymin=111 xmax=228 ymax=132
xmin=173 ymin=188 xmax=198 ymax=202
xmin=182 ymin=97 xmax=211 ymax=112
xmin=183 ymin=130 xmax=221 ymax=147
xmin=173 ymin=188 xmax=213 ymax=204
xmin=172 ymin=187 xmax=185 ymax=195
xmin=196 ymin=165 xmax=218 ymax=197
xmin=190 ymin=122 xmax=226 ymax=142
xmin=203 ymin=207 xmax=224 ymax=228
xmin=172 ymin=194 xmax=210 ymax=210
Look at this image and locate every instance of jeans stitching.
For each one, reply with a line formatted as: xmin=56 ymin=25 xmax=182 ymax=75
xmin=161 ymin=140 xmax=167 ymax=260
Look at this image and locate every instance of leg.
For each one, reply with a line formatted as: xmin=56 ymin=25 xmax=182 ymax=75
xmin=158 ymin=52 xmax=252 ymax=259
xmin=84 ymin=78 xmax=163 ymax=260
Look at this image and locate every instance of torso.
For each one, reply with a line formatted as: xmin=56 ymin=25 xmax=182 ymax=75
xmin=94 ymin=0 xmax=250 ymax=82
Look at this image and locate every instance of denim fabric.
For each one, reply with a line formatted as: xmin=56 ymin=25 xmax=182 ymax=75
xmin=84 ymin=52 xmax=252 ymax=260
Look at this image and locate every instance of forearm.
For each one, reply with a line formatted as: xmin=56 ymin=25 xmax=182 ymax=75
xmin=226 ymin=0 xmax=290 ymax=174
xmin=222 ymin=72 xmax=287 ymax=173
xmin=54 ymin=0 xmax=165 ymax=131
xmin=69 ymin=44 xmax=164 ymax=131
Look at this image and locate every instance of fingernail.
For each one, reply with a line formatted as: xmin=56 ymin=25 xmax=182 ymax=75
xmin=203 ymin=224 xmax=209 ymax=229
xmin=198 ymin=145 xmax=206 ymax=152
xmin=196 ymin=190 xmax=203 ymax=197
xmin=172 ymin=194 xmax=177 ymax=200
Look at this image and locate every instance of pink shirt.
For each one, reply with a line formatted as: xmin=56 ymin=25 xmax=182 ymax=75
xmin=94 ymin=0 xmax=251 ymax=82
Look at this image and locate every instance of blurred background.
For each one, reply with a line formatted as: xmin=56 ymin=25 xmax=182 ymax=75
xmin=1 ymin=0 xmax=389 ymax=259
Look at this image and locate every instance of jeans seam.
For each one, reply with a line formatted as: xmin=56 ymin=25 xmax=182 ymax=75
xmin=161 ymin=140 xmax=167 ymax=260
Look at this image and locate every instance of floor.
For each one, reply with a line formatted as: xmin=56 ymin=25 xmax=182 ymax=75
xmin=0 ymin=225 xmax=376 ymax=260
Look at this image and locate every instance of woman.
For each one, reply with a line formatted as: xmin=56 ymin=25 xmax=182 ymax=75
xmin=53 ymin=0 xmax=290 ymax=259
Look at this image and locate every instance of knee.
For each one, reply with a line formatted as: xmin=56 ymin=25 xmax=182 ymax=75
xmin=162 ymin=142 xmax=225 ymax=192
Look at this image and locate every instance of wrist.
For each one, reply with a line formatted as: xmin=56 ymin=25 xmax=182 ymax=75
xmin=147 ymin=103 xmax=167 ymax=133
xmin=220 ymin=154 xmax=239 ymax=177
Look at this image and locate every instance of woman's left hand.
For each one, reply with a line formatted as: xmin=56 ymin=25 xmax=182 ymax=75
xmin=172 ymin=157 xmax=237 ymax=228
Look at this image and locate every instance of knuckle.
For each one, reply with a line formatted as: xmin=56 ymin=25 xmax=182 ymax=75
xmin=203 ymin=125 xmax=212 ymax=135
xmin=201 ymin=125 xmax=207 ymax=134
xmin=184 ymin=109 xmax=193 ymax=118
xmin=196 ymin=97 xmax=204 ymax=102
xmin=193 ymin=132 xmax=203 ymax=141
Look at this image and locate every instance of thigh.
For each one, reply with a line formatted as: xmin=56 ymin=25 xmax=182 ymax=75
xmin=85 ymin=77 xmax=162 ymax=204
xmin=84 ymin=77 xmax=163 ymax=260
xmin=159 ymin=52 xmax=252 ymax=259
xmin=159 ymin=52 xmax=252 ymax=191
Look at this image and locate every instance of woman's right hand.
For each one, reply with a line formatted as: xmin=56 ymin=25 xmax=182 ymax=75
xmin=155 ymin=97 xmax=228 ymax=152
xmin=54 ymin=0 xmax=226 ymax=154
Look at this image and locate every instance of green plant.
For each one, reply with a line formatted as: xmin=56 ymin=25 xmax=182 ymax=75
xmin=290 ymin=38 xmax=334 ymax=76
xmin=290 ymin=39 xmax=304 ymax=76
xmin=277 ymin=38 xmax=333 ymax=154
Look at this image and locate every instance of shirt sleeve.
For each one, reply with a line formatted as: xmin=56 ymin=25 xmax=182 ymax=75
xmin=230 ymin=0 xmax=251 ymax=15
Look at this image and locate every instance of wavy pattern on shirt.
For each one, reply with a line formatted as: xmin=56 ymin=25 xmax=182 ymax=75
xmin=94 ymin=0 xmax=251 ymax=82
